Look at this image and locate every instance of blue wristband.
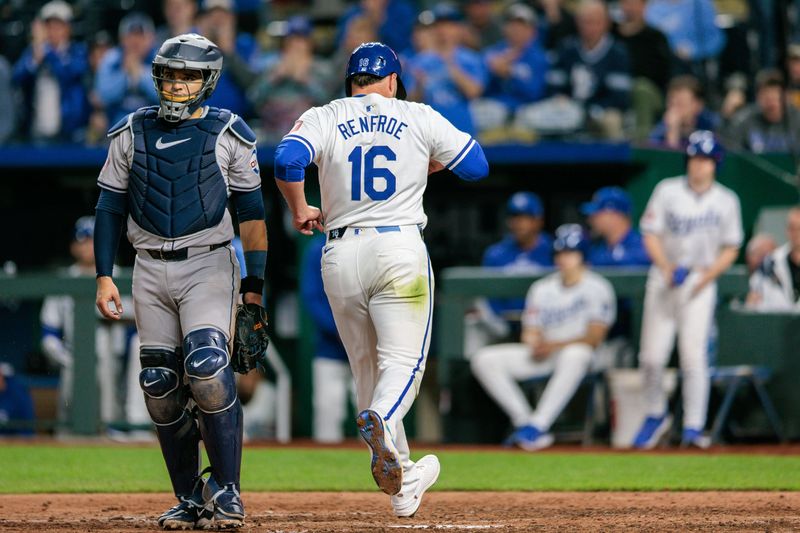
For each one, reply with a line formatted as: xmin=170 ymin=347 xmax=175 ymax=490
xmin=244 ymin=250 xmax=267 ymax=279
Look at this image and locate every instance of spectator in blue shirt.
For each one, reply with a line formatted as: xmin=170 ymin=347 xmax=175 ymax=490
xmin=0 ymin=363 xmax=35 ymax=437
xmin=155 ymin=0 xmax=199 ymax=45
xmin=336 ymin=0 xmax=415 ymax=58
xmin=301 ymin=234 xmax=353 ymax=443
xmin=405 ymin=3 xmax=487 ymax=135
xmin=197 ymin=0 xmax=262 ymax=118
xmin=649 ymin=75 xmax=719 ymax=149
xmin=249 ymin=16 xmax=333 ymax=142
xmin=581 ymin=187 xmax=650 ymax=267
xmin=12 ymin=1 xmax=90 ymax=143
xmin=645 ymin=0 xmax=725 ymax=70
xmin=94 ymin=13 xmax=158 ymax=126
xmin=483 ymin=4 xmax=548 ymax=114
xmin=546 ymin=0 xmax=631 ymax=139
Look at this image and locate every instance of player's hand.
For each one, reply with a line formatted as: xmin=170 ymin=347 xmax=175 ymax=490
xmin=96 ymin=276 xmax=123 ymax=320
xmin=690 ymin=273 xmax=711 ymax=298
xmin=533 ymin=342 xmax=555 ymax=360
xmin=293 ymin=206 xmax=324 ymax=236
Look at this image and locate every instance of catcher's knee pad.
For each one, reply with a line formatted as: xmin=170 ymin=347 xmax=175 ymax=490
xmin=183 ymin=328 xmax=236 ymax=414
xmin=139 ymin=346 xmax=186 ymax=425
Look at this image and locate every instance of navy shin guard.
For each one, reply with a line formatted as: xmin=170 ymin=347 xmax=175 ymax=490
xmin=197 ymin=398 xmax=243 ymax=489
xmin=154 ymin=409 xmax=201 ymax=498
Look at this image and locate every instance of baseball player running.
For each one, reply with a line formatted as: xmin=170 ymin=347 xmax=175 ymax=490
xmin=633 ymin=130 xmax=743 ymax=449
xmin=94 ymin=33 xmax=269 ymax=529
xmin=471 ymin=224 xmax=616 ymax=450
xmin=274 ymin=42 xmax=488 ymax=516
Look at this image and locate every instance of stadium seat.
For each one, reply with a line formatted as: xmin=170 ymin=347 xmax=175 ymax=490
xmin=520 ymin=371 xmax=604 ymax=446
xmin=708 ymin=365 xmax=784 ymax=444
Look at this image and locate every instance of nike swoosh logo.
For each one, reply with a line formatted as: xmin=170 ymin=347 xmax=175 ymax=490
xmin=192 ymin=355 xmax=214 ymax=368
xmin=142 ymin=379 xmax=159 ymax=387
xmin=155 ymin=137 xmax=191 ymax=149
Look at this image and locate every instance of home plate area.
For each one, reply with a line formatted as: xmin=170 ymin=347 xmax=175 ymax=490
xmin=0 ymin=492 xmax=798 ymax=532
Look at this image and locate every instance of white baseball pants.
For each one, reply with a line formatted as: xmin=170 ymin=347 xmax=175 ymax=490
xmin=321 ymin=225 xmax=432 ymax=475
xmin=470 ymin=342 xmax=593 ymax=430
xmin=638 ymin=271 xmax=716 ymax=429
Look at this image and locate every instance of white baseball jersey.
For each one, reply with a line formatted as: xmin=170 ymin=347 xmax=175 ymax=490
xmin=282 ymin=93 xmax=474 ymax=230
xmin=522 ymin=271 xmax=616 ymax=342
xmin=640 ymin=177 xmax=743 ymax=269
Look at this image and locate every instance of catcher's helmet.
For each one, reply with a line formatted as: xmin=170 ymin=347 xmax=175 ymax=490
xmin=685 ymin=130 xmax=724 ymax=165
xmin=152 ymin=33 xmax=223 ymax=122
xmin=345 ymin=42 xmax=406 ymax=100
xmin=553 ymin=223 xmax=589 ymax=256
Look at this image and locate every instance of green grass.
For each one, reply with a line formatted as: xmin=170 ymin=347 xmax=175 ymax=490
xmin=1 ymin=445 xmax=799 ymax=493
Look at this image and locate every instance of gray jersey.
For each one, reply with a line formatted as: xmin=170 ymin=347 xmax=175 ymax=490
xmin=97 ymin=107 xmax=262 ymax=250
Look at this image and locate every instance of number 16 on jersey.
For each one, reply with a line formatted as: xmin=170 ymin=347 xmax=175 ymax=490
xmin=348 ymin=145 xmax=397 ymax=201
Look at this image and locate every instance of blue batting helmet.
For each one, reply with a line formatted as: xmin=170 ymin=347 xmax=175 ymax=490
xmin=345 ymin=42 xmax=407 ymax=100
xmin=686 ymin=130 xmax=724 ymax=165
xmin=553 ymin=223 xmax=589 ymax=256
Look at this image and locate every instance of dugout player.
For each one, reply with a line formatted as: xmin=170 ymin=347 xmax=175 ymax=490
xmin=466 ymin=192 xmax=553 ymax=357
xmin=633 ymin=130 xmax=743 ymax=449
xmin=746 ymin=206 xmax=800 ymax=311
xmin=274 ymin=42 xmax=489 ymax=517
xmin=94 ymin=33 xmax=268 ymax=529
xmin=582 ymin=186 xmax=650 ymax=267
xmin=471 ymin=224 xmax=616 ymax=450
xmin=41 ymin=216 xmax=132 ymax=429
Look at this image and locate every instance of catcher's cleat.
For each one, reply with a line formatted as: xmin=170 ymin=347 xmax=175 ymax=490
xmin=203 ymin=476 xmax=245 ymax=529
xmin=158 ymin=473 xmax=212 ymax=530
xmin=357 ymin=409 xmax=403 ymax=496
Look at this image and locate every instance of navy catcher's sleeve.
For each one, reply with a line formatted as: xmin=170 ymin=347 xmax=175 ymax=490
xmin=230 ymin=189 xmax=265 ymax=222
xmin=94 ymin=189 xmax=128 ymax=277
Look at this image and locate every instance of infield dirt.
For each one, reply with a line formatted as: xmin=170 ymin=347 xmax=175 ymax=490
xmin=1 ymin=491 xmax=798 ymax=532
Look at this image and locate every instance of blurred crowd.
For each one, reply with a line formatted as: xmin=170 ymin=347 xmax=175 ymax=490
xmin=1 ymin=0 xmax=799 ymax=151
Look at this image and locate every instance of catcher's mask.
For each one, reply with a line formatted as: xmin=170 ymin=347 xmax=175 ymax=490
xmin=152 ymin=33 xmax=222 ymax=122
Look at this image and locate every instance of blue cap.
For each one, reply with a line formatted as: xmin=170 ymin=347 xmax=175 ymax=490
xmin=686 ymin=129 xmax=724 ymax=165
xmin=553 ymin=223 xmax=589 ymax=255
xmin=580 ymin=186 xmax=632 ymax=216
xmin=73 ymin=216 xmax=95 ymax=241
xmin=431 ymin=2 xmax=463 ymax=23
xmin=345 ymin=42 xmax=406 ymax=99
xmin=506 ymin=192 xmax=543 ymax=217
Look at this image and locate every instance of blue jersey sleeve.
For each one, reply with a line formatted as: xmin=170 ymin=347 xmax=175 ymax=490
xmin=274 ymin=137 xmax=312 ymax=182
xmin=449 ymin=140 xmax=489 ymax=182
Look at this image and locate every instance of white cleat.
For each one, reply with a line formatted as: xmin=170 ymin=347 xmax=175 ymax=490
xmin=391 ymin=455 xmax=440 ymax=518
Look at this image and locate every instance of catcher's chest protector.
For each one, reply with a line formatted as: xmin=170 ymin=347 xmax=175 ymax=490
xmin=129 ymin=106 xmax=230 ymax=239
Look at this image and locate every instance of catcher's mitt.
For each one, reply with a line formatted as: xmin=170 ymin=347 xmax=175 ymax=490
xmin=232 ymin=303 xmax=270 ymax=374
